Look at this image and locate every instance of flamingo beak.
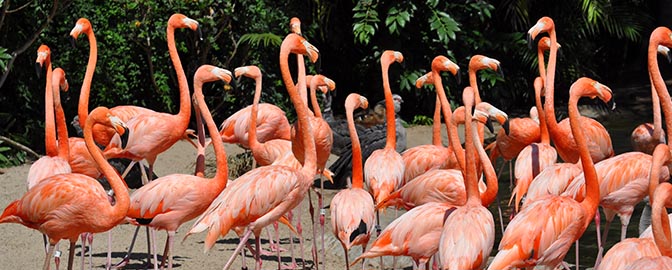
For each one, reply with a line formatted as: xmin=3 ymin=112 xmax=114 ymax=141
xmin=69 ymin=36 xmax=77 ymax=48
xmin=455 ymin=69 xmax=462 ymax=85
xmin=607 ymin=99 xmax=616 ymax=111
xmin=496 ymin=65 xmax=504 ymax=78
xmin=35 ymin=62 xmax=43 ymax=78
xmin=485 ymin=118 xmax=494 ymax=134
xmin=502 ymin=119 xmax=510 ymax=135
xmin=527 ymin=32 xmax=535 ymax=50
xmin=197 ymin=25 xmax=203 ymax=41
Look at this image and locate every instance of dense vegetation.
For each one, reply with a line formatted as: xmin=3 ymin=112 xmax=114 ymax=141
xmin=0 ymin=0 xmax=666 ymax=167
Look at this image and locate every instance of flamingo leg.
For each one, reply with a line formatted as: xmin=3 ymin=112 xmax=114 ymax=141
xmin=255 ymin=234 xmax=262 ymax=270
xmin=106 ymin=231 xmax=112 ymax=270
xmin=361 ymin=245 xmax=366 ymax=270
xmin=297 ymin=212 xmax=306 ymax=269
xmin=594 ymin=211 xmax=603 ymax=268
xmin=44 ymin=243 xmax=57 ymax=270
xmin=575 ymin=240 xmax=579 ymax=270
xmin=113 ymin=226 xmax=140 ymax=268
xmin=54 ymin=245 xmax=62 ymax=270
xmin=308 ymin=189 xmax=319 ymax=269
xmin=344 ymin=246 xmax=350 ymax=270
xmin=495 ymin=161 xmax=507 ymax=234
xmin=223 ymin=228 xmax=254 ymax=270
xmin=160 ymin=234 xmax=169 ymax=269
xmin=87 ymin=233 xmax=93 ymax=270
xmin=285 ymin=210 xmax=299 ymax=269
xmin=318 ymin=175 xmax=326 ymax=268
xmin=167 ymin=231 xmax=175 ymax=270
xmin=67 ymin=240 xmax=76 ymax=270
xmin=120 ymin=160 xmax=137 ymax=179
xmin=150 ymin=228 xmax=158 ymax=270
xmin=79 ymin=234 xmax=86 ymax=270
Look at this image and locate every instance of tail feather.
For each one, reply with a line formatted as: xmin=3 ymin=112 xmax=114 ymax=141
xmin=375 ymin=190 xmax=402 ymax=210
xmin=0 ymin=200 xmax=20 ymax=224
xmin=488 ymin=247 xmax=525 ymax=270
xmin=349 ymin=230 xmax=397 ymax=266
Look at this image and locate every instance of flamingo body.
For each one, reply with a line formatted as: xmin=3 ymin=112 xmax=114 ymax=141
xmin=219 ymin=103 xmax=291 ymax=149
xmin=330 ymin=188 xmax=376 ymax=250
xmin=377 ymin=169 xmax=465 ymax=210
xmin=439 ymin=205 xmax=494 ymax=269
xmin=631 ymin=123 xmax=665 ymax=155
xmin=27 ymin=157 xmax=71 ymax=190
xmin=364 ymin=148 xmax=404 ymax=205
xmin=553 ymin=117 xmax=613 ymax=163
xmin=596 ymin=238 xmax=660 ymax=270
xmin=625 ymin=256 xmax=672 ymax=270
xmin=510 ymin=143 xmax=557 ymax=209
xmin=523 ymin=163 xmax=582 ymax=208
xmin=401 ymin=145 xmax=456 ymax=183
xmin=492 ymin=117 xmax=540 ymax=161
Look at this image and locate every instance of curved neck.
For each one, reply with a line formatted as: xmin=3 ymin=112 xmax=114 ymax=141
xmin=535 ymin=78 xmax=550 ymax=144
xmin=83 ymin=112 xmax=129 ymax=218
xmin=309 ymin=81 xmax=323 ymax=118
xmin=537 ymin=47 xmax=547 ymax=83
xmin=77 ymin=29 xmax=97 ymax=129
xmin=472 ymin=119 xmax=497 ymax=206
xmin=649 ymin=145 xmax=669 ymax=200
xmin=464 ymin=102 xmax=480 ymax=205
xmin=194 ymin=83 xmax=228 ymax=187
xmin=248 ymin=75 xmax=263 ymax=152
xmin=52 ymin=77 xmax=69 ymax=160
xmin=468 ymin=70 xmax=482 ymax=103
xmin=652 ymin=184 xmax=672 ymax=256
xmin=347 ymin=104 xmax=363 ymax=189
xmin=167 ymin=24 xmax=191 ymax=129
xmin=651 ymin=76 xmax=663 ymax=141
xmin=44 ymin=59 xmax=57 ymax=157
xmin=297 ymin=55 xmax=308 ymax=108
xmin=382 ymin=61 xmax=397 ymax=150
xmin=648 ymin=42 xmax=672 ymax=144
xmin=280 ymin=44 xmax=316 ymax=177
xmin=544 ymin=29 xmax=563 ymax=145
xmin=434 ymin=70 xmax=465 ymax=171
xmin=569 ymin=93 xmax=599 ymax=228
xmin=432 ymin=95 xmax=442 ymax=146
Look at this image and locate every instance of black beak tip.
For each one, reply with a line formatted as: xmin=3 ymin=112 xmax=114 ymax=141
xmin=607 ymin=99 xmax=616 ymax=111
xmin=120 ymin=128 xmax=130 ymax=149
xmin=229 ymin=78 xmax=237 ymax=90
xmin=527 ymin=34 xmax=534 ymax=50
xmin=455 ymin=71 xmax=462 ymax=86
xmin=503 ymin=119 xmax=510 ymax=135
xmin=485 ymin=118 xmax=495 ymax=134
xmin=35 ymin=63 xmax=42 ymax=78
xmin=497 ymin=66 xmax=504 ymax=78
xmin=197 ymin=26 xmax=203 ymax=41
xmin=69 ymin=36 xmax=76 ymax=48
xmin=315 ymin=52 xmax=322 ymax=74
xmin=667 ymin=53 xmax=672 ymax=64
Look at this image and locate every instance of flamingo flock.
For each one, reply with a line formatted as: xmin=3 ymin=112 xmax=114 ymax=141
xmin=4 ymin=13 xmax=672 ymax=270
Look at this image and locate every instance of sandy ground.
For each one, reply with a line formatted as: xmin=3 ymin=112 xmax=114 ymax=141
xmin=0 ymin=124 xmax=487 ymax=270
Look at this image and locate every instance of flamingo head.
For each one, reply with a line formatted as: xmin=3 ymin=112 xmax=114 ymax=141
xmin=431 ymin=55 xmax=461 ymax=85
xmin=194 ymin=65 xmax=233 ymax=92
xmin=475 ymin=102 xmax=508 ymax=134
xmin=381 ymin=50 xmax=404 ymax=69
xmin=35 ymin=44 xmax=51 ymax=78
xmin=538 ymin=36 xmax=561 ymax=52
xmin=234 ymin=65 xmax=261 ymax=81
xmin=470 ymin=55 xmax=503 ymax=77
xmin=534 ymin=76 xmax=545 ymax=97
xmin=290 ymin=17 xmax=302 ymax=36
xmin=69 ymin=18 xmax=92 ymax=47
xmin=415 ymin=72 xmax=433 ymax=89
xmin=658 ymin=45 xmax=672 ymax=63
xmin=311 ymin=75 xmax=336 ymax=94
xmin=571 ymin=77 xmax=615 ymax=110
xmin=527 ymin=16 xmax=555 ymax=48
xmin=345 ymin=93 xmax=369 ymax=113
xmin=170 ymin=14 xmax=202 ymax=40
xmin=53 ymin=68 xmax=69 ymax=92
xmin=108 ymin=114 xmax=128 ymax=137
xmin=462 ymin=86 xmax=476 ymax=109
xmin=529 ymin=107 xmax=539 ymax=123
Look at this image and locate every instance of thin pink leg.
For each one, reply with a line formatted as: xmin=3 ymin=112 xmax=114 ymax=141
xmin=223 ymin=229 xmax=254 ymax=270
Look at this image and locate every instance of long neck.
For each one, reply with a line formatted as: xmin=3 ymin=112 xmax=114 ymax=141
xmin=535 ymin=78 xmax=550 ymax=144
xmin=77 ymin=30 xmax=97 ymax=129
xmin=84 ymin=115 xmax=129 ymax=219
xmin=248 ymin=75 xmax=263 ymax=152
xmin=472 ymin=120 xmax=497 ymax=206
xmin=432 ymin=95 xmax=442 ymax=146
xmin=468 ymin=70 xmax=482 ymax=103
xmin=464 ymin=102 xmax=480 ymax=205
xmin=44 ymin=59 xmax=57 ymax=157
xmin=652 ymin=184 xmax=672 ymax=256
xmin=280 ymin=48 xmax=316 ymax=177
xmin=167 ymin=25 xmax=191 ymax=128
xmin=538 ymin=47 xmax=547 ymax=83
xmin=195 ymin=84 xmax=228 ymax=188
xmin=569 ymin=93 xmax=599 ymax=228
xmin=434 ymin=70 xmax=465 ymax=171
xmin=310 ymin=83 xmax=323 ymax=118
xmin=382 ymin=62 xmax=397 ymax=150
xmin=649 ymin=145 xmax=668 ymax=200
xmin=544 ymin=29 xmax=562 ymax=144
xmin=53 ymin=80 xmax=69 ymax=160
xmin=297 ymin=55 xmax=308 ymax=108
xmin=651 ymin=75 xmax=663 ymax=141
xmin=347 ymin=105 xmax=363 ymax=189
xmin=648 ymin=42 xmax=672 ymax=144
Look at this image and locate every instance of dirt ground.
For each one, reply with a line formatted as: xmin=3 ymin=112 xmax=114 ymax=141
xmin=0 ymin=124 xmax=480 ymax=270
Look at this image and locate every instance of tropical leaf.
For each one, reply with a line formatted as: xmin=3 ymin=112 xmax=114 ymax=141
xmin=239 ymin=32 xmax=283 ymax=48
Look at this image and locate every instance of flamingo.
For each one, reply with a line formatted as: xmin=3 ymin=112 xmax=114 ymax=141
xmin=510 ymin=76 xmax=558 ymax=211
xmin=630 ymin=45 xmax=671 ymax=154
xmin=0 ymin=106 xmax=129 ymax=270
xmin=116 ymin=65 xmax=232 ymax=270
xmin=562 ymin=27 xmax=672 ymax=265
xmin=27 ymin=46 xmax=72 ymax=190
xmin=438 ymin=88 xmax=495 ymax=270
xmin=329 ymin=93 xmax=376 ymax=270
xmin=103 ymin=13 xmax=200 ymax=184
xmin=401 ymin=67 xmax=460 ymax=183
xmin=529 ymin=17 xmax=614 ymax=164
xmin=184 ymin=32 xmax=320 ymax=270
xmin=364 ymin=50 xmax=405 ymax=218
xmin=487 ymin=77 xmax=611 ymax=270
xmin=596 ymin=143 xmax=671 ymax=270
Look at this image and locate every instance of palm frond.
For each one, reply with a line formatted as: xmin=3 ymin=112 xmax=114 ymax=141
xmin=238 ymin=32 xmax=283 ymax=48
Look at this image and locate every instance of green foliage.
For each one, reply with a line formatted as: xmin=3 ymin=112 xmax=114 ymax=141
xmin=385 ymin=4 xmax=415 ymax=35
xmin=410 ymin=114 xmax=433 ymax=126
xmin=239 ymin=33 xmax=283 ymax=48
xmin=0 ymin=47 xmax=10 ymax=71
xmin=352 ymin=0 xmax=379 ymax=45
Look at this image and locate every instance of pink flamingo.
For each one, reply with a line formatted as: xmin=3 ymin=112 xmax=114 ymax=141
xmin=510 ymin=76 xmax=558 ymax=211
xmin=487 ymin=77 xmax=611 ymax=270
xmin=103 ymin=13 xmax=200 ymax=183
xmin=28 ymin=46 xmax=72 ymax=190
xmin=530 ymin=17 xmax=614 ymax=165
xmin=596 ymin=143 xmax=671 ymax=270
xmin=364 ymin=50 xmax=405 ymax=217
xmin=184 ymin=33 xmax=320 ymax=270
xmin=330 ymin=93 xmax=376 ymax=270
xmin=119 ymin=65 xmax=232 ymax=270
xmin=438 ymin=88 xmax=495 ymax=270
xmin=401 ymin=68 xmax=460 ymax=183
xmin=0 ymin=106 xmax=129 ymax=270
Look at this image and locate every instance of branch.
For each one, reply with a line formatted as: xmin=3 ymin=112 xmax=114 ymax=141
xmin=0 ymin=0 xmax=60 ymax=88
xmin=0 ymin=135 xmax=40 ymax=159
xmin=0 ymin=0 xmax=10 ymax=30
xmin=6 ymin=0 xmax=33 ymax=14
